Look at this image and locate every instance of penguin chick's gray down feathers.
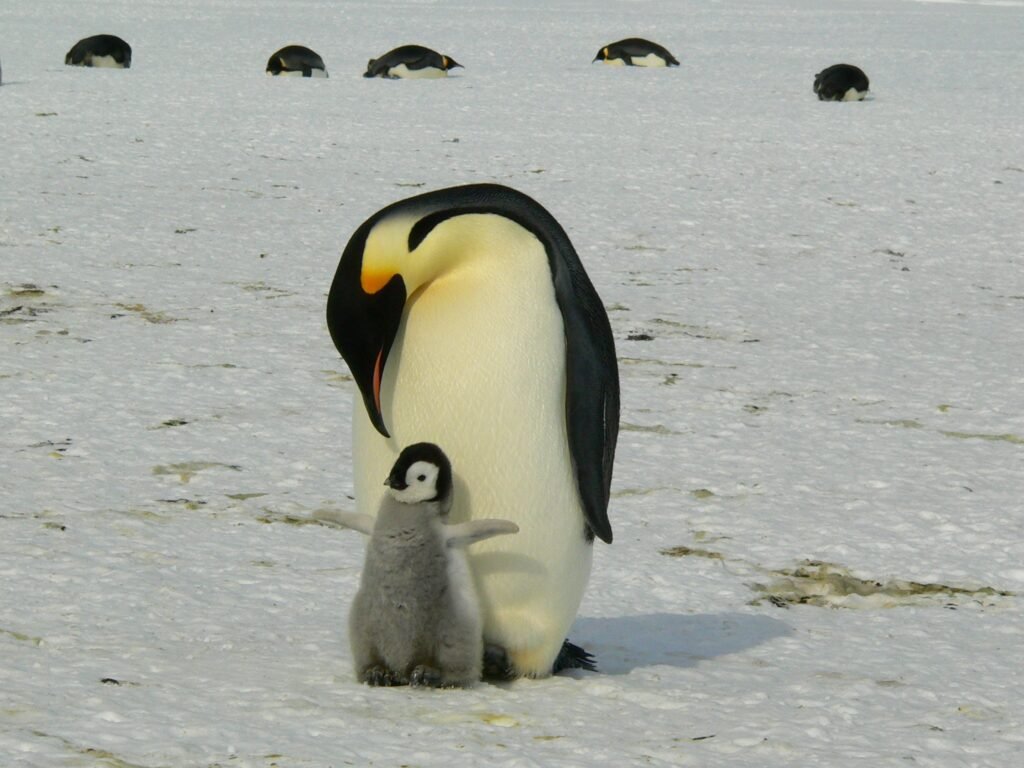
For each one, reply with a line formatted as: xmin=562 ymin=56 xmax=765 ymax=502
xmin=332 ymin=443 xmax=519 ymax=687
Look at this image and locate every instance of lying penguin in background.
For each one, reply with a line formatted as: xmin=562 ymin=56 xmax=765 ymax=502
xmin=593 ymin=38 xmax=679 ymax=67
xmin=813 ymin=63 xmax=869 ymax=101
xmin=265 ymin=44 xmax=328 ymax=77
xmin=363 ymin=44 xmax=462 ymax=79
xmin=65 ymin=34 xmax=132 ymax=68
xmin=330 ymin=443 xmax=519 ymax=687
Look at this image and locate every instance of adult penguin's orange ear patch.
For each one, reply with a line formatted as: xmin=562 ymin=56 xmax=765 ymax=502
xmin=361 ymin=269 xmax=395 ymax=295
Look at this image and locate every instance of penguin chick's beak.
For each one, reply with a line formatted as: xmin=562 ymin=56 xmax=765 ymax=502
xmin=326 ymin=256 xmax=407 ymax=438
xmin=384 ymin=471 xmax=408 ymax=491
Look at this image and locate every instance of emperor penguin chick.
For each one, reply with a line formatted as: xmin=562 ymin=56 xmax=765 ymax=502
xmin=340 ymin=443 xmax=519 ymax=687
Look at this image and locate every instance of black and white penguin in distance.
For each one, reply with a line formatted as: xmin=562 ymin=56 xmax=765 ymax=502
xmin=266 ymin=45 xmax=327 ymax=78
xmin=65 ymin=34 xmax=132 ymax=69
xmin=326 ymin=183 xmax=619 ymax=679
xmin=814 ymin=63 xmax=869 ymax=102
xmin=331 ymin=442 xmax=519 ymax=687
xmin=593 ymin=38 xmax=679 ymax=67
xmin=364 ymin=44 xmax=461 ymax=79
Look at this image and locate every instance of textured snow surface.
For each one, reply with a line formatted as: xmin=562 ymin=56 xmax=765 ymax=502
xmin=2 ymin=0 xmax=1022 ymax=766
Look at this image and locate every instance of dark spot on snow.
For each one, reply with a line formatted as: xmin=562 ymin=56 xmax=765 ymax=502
xmin=940 ymin=431 xmax=1023 ymax=445
xmin=114 ymin=303 xmax=178 ymax=324
xmin=627 ymin=332 xmax=654 ymax=341
xmin=7 ymin=284 xmax=48 ymax=298
xmin=152 ymin=418 xmax=188 ymax=430
xmin=256 ymin=512 xmax=322 ymax=526
xmin=750 ymin=560 xmax=1015 ymax=609
xmin=660 ymin=545 xmax=723 ymax=560
xmin=158 ymin=498 xmax=207 ymax=510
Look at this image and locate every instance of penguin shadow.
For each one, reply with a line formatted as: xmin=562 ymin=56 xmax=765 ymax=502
xmin=571 ymin=612 xmax=793 ymax=675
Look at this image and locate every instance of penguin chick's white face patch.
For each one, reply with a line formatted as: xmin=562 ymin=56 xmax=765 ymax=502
xmin=842 ymin=87 xmax=867 ymax=101
xmin=388 ymin=460 xmax=441 ymax=504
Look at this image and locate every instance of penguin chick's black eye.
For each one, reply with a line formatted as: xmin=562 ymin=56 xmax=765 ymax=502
xmin=418 ymin=474 xmax=427 ymax=482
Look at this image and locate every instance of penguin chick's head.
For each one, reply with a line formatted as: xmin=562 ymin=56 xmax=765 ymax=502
xmin=385 ymin=442 xmax=453 ymax=505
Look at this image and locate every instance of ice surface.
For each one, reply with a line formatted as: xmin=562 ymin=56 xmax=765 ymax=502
xmin=2 ymin=0 xmax=1022 ymax=766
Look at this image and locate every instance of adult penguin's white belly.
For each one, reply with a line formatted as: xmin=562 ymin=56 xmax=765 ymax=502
xmin=351 ymin=216 xmax=591 ymax=678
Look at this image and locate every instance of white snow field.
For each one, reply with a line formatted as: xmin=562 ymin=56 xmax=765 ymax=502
xmin=2 ymin=0 xmax=1023 ymax=765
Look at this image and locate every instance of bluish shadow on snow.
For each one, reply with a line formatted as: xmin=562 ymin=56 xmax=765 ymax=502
xmin=570 ymin=612 xmax=793 ymax=675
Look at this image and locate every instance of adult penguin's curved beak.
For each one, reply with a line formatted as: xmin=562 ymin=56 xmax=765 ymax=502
xmin=326 ymin=237 xmax=407 ymax=438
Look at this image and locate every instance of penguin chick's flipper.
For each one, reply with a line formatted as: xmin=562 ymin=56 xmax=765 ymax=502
xmin=444 ymin=519 xmax=519 ymax=548
xmin=552 ymin=639 xmax=598 ymax=673
xmin=311 ymin=508 xmax=375 ymax=535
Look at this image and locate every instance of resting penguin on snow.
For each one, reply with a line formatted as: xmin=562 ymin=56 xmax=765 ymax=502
xmin=65 ymin=34 xmax=132 ymax=69
xmin=593 ymin=38 xmax=679 ymax=67
xmin=265 ymin=45 xmax=327 ymax=78
xmin=332 ymin=442 xmax=519 ymax=687
xmin=364 ymin=44 xmax=462 ymax=79
xmin=326 ymin=183 xmax=619 ymax=679
xmin=814 ymin=63 xmax=869 ymax=101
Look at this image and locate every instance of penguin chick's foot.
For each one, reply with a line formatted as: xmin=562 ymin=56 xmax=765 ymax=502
xmin=482 ymin=643 xmax=517 ymax=682
xmin=553 ymin=639 xmax=598 ymax=673
xmin=483 ymin=639 xmax=598 ymax=680
xmin=361 ymin=665 xmax=408 ymax=687
xmin=409 ymin=665 xmax=444 ymax=688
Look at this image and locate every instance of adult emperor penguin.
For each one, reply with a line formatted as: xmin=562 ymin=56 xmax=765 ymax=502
xmin=339 ymin=442 xmax=519 ymax=687
xmin=363 ymin=44 xmax=462 ymax=79
xmin=813 ymin=63 xmax=869 ymax=101
xmin=266 ymin=45 xmax=328 ymax=78
xmin=593 ymin=38 xmax=679 ymax=67
xmin=65 ymin=34 xmax=132 ymax=68
xmin=326 ymin=183 xmax=619 ymax=678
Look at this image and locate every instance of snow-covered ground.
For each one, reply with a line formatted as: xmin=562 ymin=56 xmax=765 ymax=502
xmin=2 ymin=0 xmax=1022 ymax=765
